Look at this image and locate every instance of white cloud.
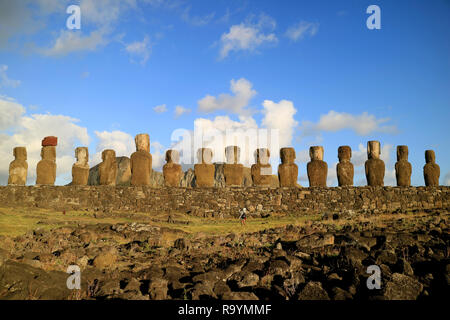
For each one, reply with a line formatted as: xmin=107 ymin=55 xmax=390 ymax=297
xmin=80 ymin=0 xmax=137 ymax=27
xmin=125 ymin=35 xmax=151 ymax=65
xmin=0 ymin=65 xmax=21 ymax=88
xmin=261 ymin=99 xmax=298 ymax=147
xmin=153 ymin=104 xmax=168 ymax=113
xmin=218 ymin=14 xmax=278 ymax=59
xmin=197 ymin=78 xmax=256 ymax=115
xmin=0 ymin=98 xmax=25 ymax=130
xmin=174 ymin=105 xmax=191 ymax=118
xmin=285 ymin=21 xmax=319 ymax=42
xmin=40 ymin=29 xmax=108 ymax=56
xmin=181 ymin=6 xmax=215 ymax=26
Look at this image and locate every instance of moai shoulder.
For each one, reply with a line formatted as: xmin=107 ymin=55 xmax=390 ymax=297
xmin=8 ymin=147 xmax=28 ymax=185
xmin=194 ymin=148 xmax=215 ymax=187
xmin=72 ymin=147 xmax=89 ymax=186
xmin=307 ymin=146 xmax=328 ymax=187
xmin=223 ymin=146 xmax=244 ymax=186
xmin=36 ymin=137 xmax=57 ymax=185
xmin=278 ymin=147 xmax=298 ymax=187
xmin=163 ymin=149 xmax=182 ymax=187
xmin=423 ymin=150 xmax=440 ymax=186
xmin=131 ymin=133 xmax=152 ymax=186
xmin=251 ymin=148 xmax=272 ymax=186
xmin=365 ymin=141 xmax=385 ymax=186
xmin=99 ymin=149 xmax=117 ymax=186
xmin=395 ymin=145 xmax=412 ymax=187
xmin=336 ymin=146 xmax=354 ymax=186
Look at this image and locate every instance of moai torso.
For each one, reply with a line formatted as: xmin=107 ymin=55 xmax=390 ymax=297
xmin=163 ymin=150 xmax=182 ymax=187
xmin=278 ymin=147 xmax=298 ymax=187
xmin=307 ymin=146 xmax=328 ymax=187
xmin=251 ymin=148 xmax=272 ymax=186
xmin=336 ymin=146 xmax=354 ymax=186
xmin=395 ymin=145 xmax=412 ymax=187
xmin=423 ymin=150 xmax=440 ymax=186
xmin=223 ymin=146 xmax=244 ymax=186
xmin=36 ymin=146 xmax=56 ymax=185
xmin=8 ymin=147 xmax=28 ymax=185
xmin=131 ymin=134 xmax=152 ymax=186
xmin=72 ymin=147 xmax=89 ymax=185
xmin=194 ymin=148 xmax=215 ymax=187
xmin=365 ymin=140 xmax=385 ymax=186
xmin=99 ymin=149 xmax=117 ymax=186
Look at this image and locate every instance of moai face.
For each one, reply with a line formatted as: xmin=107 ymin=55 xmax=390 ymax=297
xmin=135 ymin=133 xmax=150 ymax=153
xmin=310 ymin=146 xmax=324 ymax=161
xmin=102 ymin=149 xmax=116 ymax=162
xmin=367 ymin=141 xmax=381 ymax=160
xmin=14 ymin=147 xmax=27 ymax=160
xmin=256 ymin=148 xmax=270 ymax=165
xmin=338 ymin=146 xmax=351 ymax=162
xmin=397 ymin=146 xmax=409 ymax=161
xmin=225 ymin=146 xmax=240 ymax=164
xmin=425 ymin=150 xmax=435 ymax=163
xmin=197 ymin=148 xmax=213 ymax=164
xmin=280 ymin=147 xmax=296 ymax=164
xmin=41 ymin=146 xmax=56 ymax=161
xmin=75 ymin=147 xmax=89 ymax=165
xmin=165 ymin=149 xmax=180 ymax=164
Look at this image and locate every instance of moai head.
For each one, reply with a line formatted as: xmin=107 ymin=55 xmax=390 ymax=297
xmin=397 ymin=145 xmax=409 ymax=161
xmin=367 ymin=141 xmax=381 ymax=160
xmin=102 ymin=149 xmax=116 ymax=162
xmin=255 ymin=148 xmax=270 ymax=165
xmin=225 ymin=146 xmax=240 ymax=164
xmin=338 ymin=146 xmax=351 ymax=162
xmin=425 ymin=150 xmax=435 ymax=163
xmin=310 ymin=146 xmax=324 ymax=161
xmin=75 ymin=147 xmax=89 ymax=165
xmin=41 ymin=146 xmax=56 ymax=161
xmin=13 ymin=147 xmax=27 ymax=160
xmin=135 ymin=133 xmax=150 ymax=153
xmin=280 ymin=147 xmax=296 ymax=164
xmin=165 ymin=149 xmax=180 ymax=164
xmin=197 ymin=148 xmax=213 ymax=164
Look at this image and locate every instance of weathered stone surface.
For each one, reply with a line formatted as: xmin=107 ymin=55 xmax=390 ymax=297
xmin=243 ymin=167 xmax=252 ymax=187
xmin=41 ymin=136 xmax=57 ymax=147
xmin=8 ymin=147 xmax=27 ymax=185
xmin=163 ymin=150 xmax=182 ymax=187
xmin=224 ymin=146 xmax=244 ymax=186
xmin=131 ymin=134 xmax=152 ymax=186
xmin=180 ymin=168 xmax=195 ymax=187
xmin=365 ymin=141 xmax=385 ymax=186
xmin=71 ymin=147 xmax=89 ymax=186
xmin=278 ymin=147 xmax=299 ymax=187
xmin=89 ymin=156 xmax=130 ymax=186
xmin=336 ymin=146 xmax=354 ymax=186
xmin=298 ymin=282 xmax=330 ymax=300
xmin=36 ymin=145 xmax=56 ymax=185
xmin=384 ymin=273 xmax=423 ymax=300
xmin=194 ymin=148 xmax=215 ymax=187
xmin=423 ymin=150 xmax=440 ymax=186
xmin=251 ymin=148 xmax=272 ymax=186
xmin=395 ymin=145 xmax=412 ymax=187
xmin=307 ymin=146 xmax=327 ymax=187
xmin=99 ymin=149 xmax=117 ymax=186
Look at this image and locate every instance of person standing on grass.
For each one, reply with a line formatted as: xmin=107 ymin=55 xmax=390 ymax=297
xmin=239 ymin=207 xmax=247 ymax=226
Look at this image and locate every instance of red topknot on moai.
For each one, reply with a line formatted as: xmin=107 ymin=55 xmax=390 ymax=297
xmin=42 ymin=136 xmax=58 ymax=147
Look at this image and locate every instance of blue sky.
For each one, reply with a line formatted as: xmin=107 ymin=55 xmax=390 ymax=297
xmin=0 ymin=0 xmax=449 ymax=186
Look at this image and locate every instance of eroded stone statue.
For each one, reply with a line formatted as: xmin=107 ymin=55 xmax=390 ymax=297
xmin=36 ymin=146 xmax=56 ymax=185
xmin=131 ymin=133 xmax=152 ymax=186
xmin=251 ymin=148 xmax=272 ymax=186
xmin=336 ymin=146 xmax=354 ymax=186
xmin=163 ymin=149 xmax=182 ymax=187
xmin=365 ymin=140 xmax=385 ymax=186
xmin=307 ymin=146 xmax=328 ymax=187
xmin=278 ymin=147 xmax=298 ymax=187
xmin=8 ymin=147 xmax=28 ymax=185
xmin=423 ymin=150 xmax=440 ymax=186
xmin=72 ymin=147 xmax=89 ymax=186
xmin=395 ymin=145 xmax=412 ymax=187
xmin=223 ymin=146 xmax=244 ymax=186
xmin=194 ymin=148 xmax=215 ymax=187
xmin=99 ymin=149 xmax=117 ymax=186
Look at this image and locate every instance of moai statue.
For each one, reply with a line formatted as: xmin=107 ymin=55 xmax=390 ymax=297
xmin=251 ymin=148 xmax=272 ymax=186
xmin=8 ymin=147 xmax=28 ymax=185
xmin=336 ymin=146 xmax=354 ymax=186
xmin=131 ymin=133 xmax=152 ymax=186
xmin=307 ymin=146 xmax=328 ymax=187
xmin=194 ymin=148 xmax=215 ymax=187
xmin=423 ymin=150 xmax=440 ymax=186
xmin=163 ymin=149 xmax=182 ymax=187
xmin=365 ymin=140 xmax=385 ymax=186
xmin=36 ymin=136 xmax=57 ymax=185
xmin=278 ymin=147 xmax=298 ymax=187
xmin=395 ymin=145 xmax=412 ymax=187
xmin=223 ymin=146 xmax=244 ymax=186
xmin=99 ymin=149 xmax=117 ymax=186
xmin=72 ymin=147 xmax=89 ymax=186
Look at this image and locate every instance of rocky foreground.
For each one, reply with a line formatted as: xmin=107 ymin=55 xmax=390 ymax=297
xmin=0 ymin=210 xmax=448 ymax=300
